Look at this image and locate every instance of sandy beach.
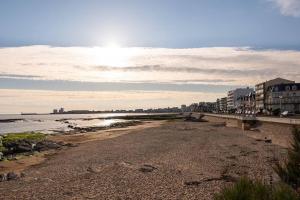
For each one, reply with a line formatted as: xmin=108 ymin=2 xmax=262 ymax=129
xmin=0 ymin=119 xmax=287 ymax=200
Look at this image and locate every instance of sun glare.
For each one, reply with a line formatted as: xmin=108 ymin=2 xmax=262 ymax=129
xmin=91 ymin=42 xmax=140 ymax=68
xmin=105 ymin=42 xmax=121 ymax=49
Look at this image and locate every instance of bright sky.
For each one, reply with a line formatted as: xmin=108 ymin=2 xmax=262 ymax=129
xmin=0 ymin=0 xmax=300 ymax=113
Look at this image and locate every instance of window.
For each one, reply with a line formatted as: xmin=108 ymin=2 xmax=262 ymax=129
xmin=292 ymin=85 xmax=297 ymax=91
xmin=286 ymin=86 xmax=291 ymax=91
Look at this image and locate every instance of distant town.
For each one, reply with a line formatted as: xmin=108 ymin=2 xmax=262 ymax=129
xmin=51 ymin=107 xmax=182 ymax=115
xmin=50 ymin=77 xmax=300 ymax=117
xmin=182 ymin=77 xmax=300 ymax=116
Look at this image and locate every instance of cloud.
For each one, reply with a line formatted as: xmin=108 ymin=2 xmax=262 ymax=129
xmin=269 ymin=0 xmax=300 ymax=17
xmin=92 ymin=65 xmax=273 ymax=76
xmin=0 ymin=73 xmax=41 ymax=79
xmin=0 ymin=45 xmax=299 ymax=87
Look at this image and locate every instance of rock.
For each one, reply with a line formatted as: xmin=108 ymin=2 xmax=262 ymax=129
xmin=34 ymin=140 xmax=62 ymax=151
xmin=0 ymin=173 xmax=6 ymax=182
xmin=139 ymin=164 xmax=157 ymax=173
xmin=6 ymin=172 xmax=19 ymax=181
xmin=5 ymin=139 xmax=34 ymax=153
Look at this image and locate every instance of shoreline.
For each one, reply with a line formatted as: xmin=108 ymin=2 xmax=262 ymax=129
xmin=0 ymin=120 xmax=165 ymax=175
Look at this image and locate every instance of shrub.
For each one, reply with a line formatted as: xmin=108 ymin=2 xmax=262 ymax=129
xmin=214 ymin=178 xmax=299 ymax=200
xmin=274 ymin=128 xmax=300 ymax=189
xmin=214 ymin=178 xmax=269 ymax=200
xmin=2 ymin=132 xmax=45 ymax=146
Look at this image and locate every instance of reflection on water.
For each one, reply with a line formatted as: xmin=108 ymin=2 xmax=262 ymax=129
xmin=0 ymin=113 xmax=147 ymax=134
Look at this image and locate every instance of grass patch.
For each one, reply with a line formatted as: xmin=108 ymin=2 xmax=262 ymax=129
xmin=215 ymin=128 xmax=300 ymax=199
xmin=274 ymin=128 xmax=300 ymax=189
xmin=1 ymin=132 xmax=46 ymax=146
xmin=214 ymin=177 xmax=299 ymax=200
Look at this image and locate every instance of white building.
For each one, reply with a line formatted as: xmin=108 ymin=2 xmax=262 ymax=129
xmin=227 ymin=87 xmax=254 ymax=111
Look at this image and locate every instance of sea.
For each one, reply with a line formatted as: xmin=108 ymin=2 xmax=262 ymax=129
xmin=0 ymin=113 xmax=148 ymax=135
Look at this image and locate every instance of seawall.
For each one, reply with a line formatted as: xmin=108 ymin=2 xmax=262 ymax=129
xmin=202 ymin=113 xmax=300 ymax=148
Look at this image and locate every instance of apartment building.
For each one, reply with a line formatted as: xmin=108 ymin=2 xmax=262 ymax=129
xmin=265 ymin=83 xmax=300 ymax=113
xmin=220 ymin=97 xmax=228 ymax=112
xmin=255 ymin=78 xmax=295 ymax=112
xmin=227 ymin=87 xmax=254 ymax=111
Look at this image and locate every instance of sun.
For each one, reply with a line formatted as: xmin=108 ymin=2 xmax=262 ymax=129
xmin=91 ymin=42 xmax=129 ymax=67
xmin=105 ymin=42 xmax=121 ymax=49
xmin=91 ymin=42 xmax=140 ymax=67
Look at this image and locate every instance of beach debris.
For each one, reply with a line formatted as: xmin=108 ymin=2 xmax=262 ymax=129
xmin=264 ymin=137 xmax=272 ymax=143
xmin=139 ymin=164 xmax=157 ymax=173
xmin=87 ymin=166 xmax=102 ymax=173
xmin=184 ymin=180 xmax=202 ymax=186
xmin=184 ymin=175 xmax=238 ymax=187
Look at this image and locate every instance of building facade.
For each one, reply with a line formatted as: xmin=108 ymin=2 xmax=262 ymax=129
xmin=216 ymin=99 xmax=221 ymax=112
xmin=198 ymin=102 xmax=216 ymax=113
xmin=227 ymin=87 xmax=254 ymax=111
xmin=265 ymin=83 xmax=300 ymax=113
xmin=220 ymin=97 xmax=228 ymax=112
xmin=255 ymin=78 xmax=295 ymax=112
xmin=236 ymin=91 xmax=256 ymax=114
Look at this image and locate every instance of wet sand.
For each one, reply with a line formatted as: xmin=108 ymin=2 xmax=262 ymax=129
xmin=0 ymin=120 xmax=286 ymax=200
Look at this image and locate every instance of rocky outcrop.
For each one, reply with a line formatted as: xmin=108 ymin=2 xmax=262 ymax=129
xmin=35 ymin=140 xmax=62 ymax=151
xmin=3 ymin=139 xmax=63 ymax=155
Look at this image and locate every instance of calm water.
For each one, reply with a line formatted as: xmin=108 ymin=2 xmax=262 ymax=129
xmin=0 ymin=113 xmax=147 ymax=135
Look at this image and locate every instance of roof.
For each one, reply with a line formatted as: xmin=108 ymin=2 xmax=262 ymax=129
xmin=256 ymin=77 xmax=295 ymax=86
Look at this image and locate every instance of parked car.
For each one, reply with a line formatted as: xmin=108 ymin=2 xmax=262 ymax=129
xmin=281 ymin=111 xmax=295 ymax=117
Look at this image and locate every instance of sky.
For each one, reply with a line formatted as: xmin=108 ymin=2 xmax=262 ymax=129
xmin=0 ymin=0 xmax=300 ymax=113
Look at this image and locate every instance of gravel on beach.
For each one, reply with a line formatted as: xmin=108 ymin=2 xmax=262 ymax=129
xmin=0 ymin=120 xmax=286 ymax=200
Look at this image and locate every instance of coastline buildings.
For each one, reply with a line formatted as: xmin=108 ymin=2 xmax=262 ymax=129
xmin=216 ymin=98 xmax=227 ymax=113
xmin=211 ymin=77 xmax=299 ymax=115
xmin=216 ymin=99 xmax=221 ymax=112
xmin=255 ymin=78 xmax=294 ymax=113
xmin=59 ymin=108 xmax=64 ymax=114
xmin=220 ymin=97 xmax=228 ymax=112
xmin=181 ymin=104 xmax=187 ymax=112
xmin=236 ymin=91 xmax=256 ymax=114
xmin=265 ymin=83 xmax=300 ymax=113
xmin=197 ymin=102 xmax=216 ymax=112
xmin=227 ymin=87 xmax=254 ymax=112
